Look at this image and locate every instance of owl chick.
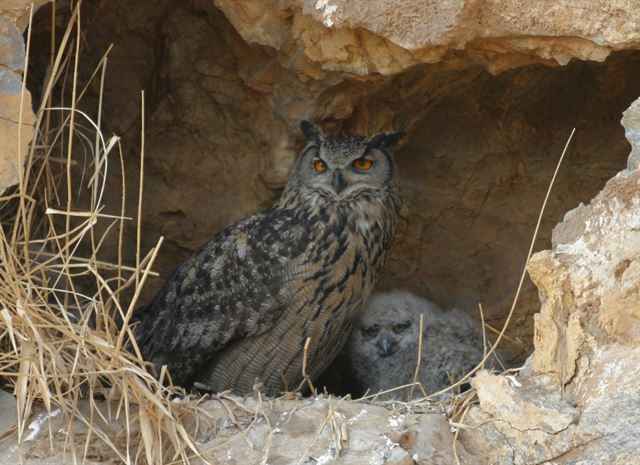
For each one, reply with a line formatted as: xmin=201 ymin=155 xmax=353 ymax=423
xmin=346 ymin=291 xmax=491 ymax=398
xmin=133 ymin=122 xmax=405 ymax=396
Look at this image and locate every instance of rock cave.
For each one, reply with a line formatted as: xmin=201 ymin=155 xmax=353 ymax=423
xmin=1 ymin=1 xmax=640 ymax=464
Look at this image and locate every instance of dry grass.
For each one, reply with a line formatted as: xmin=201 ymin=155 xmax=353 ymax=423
xmin=0 ymin=4 xmax=213 ymax=464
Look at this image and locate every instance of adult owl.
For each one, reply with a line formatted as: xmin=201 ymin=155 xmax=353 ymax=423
xmin=346 ymin=291 xmax=492 ymax=398
xmin=133 ymin=121 xmax=404 ymax=395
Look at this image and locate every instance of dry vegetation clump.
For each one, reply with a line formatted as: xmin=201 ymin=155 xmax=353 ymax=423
xmin=0 ymin=5 xmax=215 ymax=464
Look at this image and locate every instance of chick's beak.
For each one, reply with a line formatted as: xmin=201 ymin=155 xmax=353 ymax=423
xmin=378 ymin=336 xmax=398 ymax=357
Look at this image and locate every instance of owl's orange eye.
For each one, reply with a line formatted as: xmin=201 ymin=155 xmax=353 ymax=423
xmin=314 ymin=160 xmax=327 ymax=172
xmin=353 ymin=158 xmax=373 ymax=171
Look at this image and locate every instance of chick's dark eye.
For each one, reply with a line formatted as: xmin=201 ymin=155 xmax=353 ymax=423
xmin=353 ymin=158 xmax=373 ymax=171
xmin=313 ymin=160 xmax=327 ymax=172
xmin=364 ymin=327 xmax=379 ymax=337
xmin=393 ymin=323 xmax=407 ymax=334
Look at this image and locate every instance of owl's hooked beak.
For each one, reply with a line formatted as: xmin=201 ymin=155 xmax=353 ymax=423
xmin=332 ymin=170 xmax=346 ymax=194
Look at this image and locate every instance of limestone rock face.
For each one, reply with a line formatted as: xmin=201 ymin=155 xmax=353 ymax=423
xmin=623 ymin=97 xmax=640 ymax=170
xmin=473 ymin=370 xmax=580 ymax=435
xmin=193 ymin=396 xmax=472 ymax=465
xmin=460 ymin=99 xmax=640 ymax=464
xmin=529 ymin=168 xmax=640 ymax=383
xmin=0 ymin=1 xmax=45 ymax=193
xmin=0 ymin=395 xmax=475 ymax=465
xmin=216 ymin=0 xmax=640 ymax=75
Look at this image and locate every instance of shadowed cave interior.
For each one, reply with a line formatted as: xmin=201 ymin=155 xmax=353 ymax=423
xmin=26 ymin=0 xmax=640 ymax=397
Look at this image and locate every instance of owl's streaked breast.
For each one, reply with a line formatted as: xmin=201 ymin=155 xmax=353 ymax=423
xmin=197 ymin=184 xmax=402 ymax=394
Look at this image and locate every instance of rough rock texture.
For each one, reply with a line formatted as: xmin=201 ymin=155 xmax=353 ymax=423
xmin=0 ymin=394 xmax=475 ymax=465
xmin=218 ymin=0 xmax=640 ymax=75
xmin=194 ymin=396 xmax=472 ymax=465
xmin=459 ymin=100 xmax=640 ymax=464
xmin=623 ymin=97 xmax=640 ymax=170
xmin=26 ymin=1 xmax=640 ymax=365
xmin=0 ymin=390 xmax=17 ymax=438
xmin=0 ymin=1 xmax=45 ymax=193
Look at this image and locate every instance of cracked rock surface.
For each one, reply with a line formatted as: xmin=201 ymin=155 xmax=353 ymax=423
xmin=0 ymin=395 xmax=473 ymax=465
xmin=460 ymin=97 xmax=640 ymax=464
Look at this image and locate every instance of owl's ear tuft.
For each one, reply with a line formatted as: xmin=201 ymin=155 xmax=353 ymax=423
xmin=300 ymin=120 xmax=324 ymax=143
xmin=367 ymin=131 xmax=406 ymax=149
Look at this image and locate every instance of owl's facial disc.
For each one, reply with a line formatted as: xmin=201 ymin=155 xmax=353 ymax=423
xmin=301 ymin=144 xmax=392 ymax=198
xmin=294 ymin=122 xmax=404 ymax=200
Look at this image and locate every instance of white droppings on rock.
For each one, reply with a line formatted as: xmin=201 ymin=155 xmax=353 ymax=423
xmin=25 ymin=408 xmax=61 ymax=442
xmin=313 ymin=447 xmax=336 ymax=465
xmin=387 ymin=414 xmax=404 ymax=428
xmin=505 ymin=375 xmax=522 ymax=388
xmin=315 ymin=0 xmax=338 ymax=27
xmin=351 ymin=408 xmax=368 ymax=421
xmin=384 ymin=435 xmax=399 ymax=449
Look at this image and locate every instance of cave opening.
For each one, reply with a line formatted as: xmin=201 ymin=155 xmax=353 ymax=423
xmin=25 ymin=0 xmax=640 ymax=398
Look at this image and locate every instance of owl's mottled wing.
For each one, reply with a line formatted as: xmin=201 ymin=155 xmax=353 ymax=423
xmin=133 ymin=208 xmax=309 ymax=385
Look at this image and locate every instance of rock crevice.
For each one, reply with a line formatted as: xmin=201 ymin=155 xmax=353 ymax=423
xmin=460 ymin=104 xmax=640 ymax=463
